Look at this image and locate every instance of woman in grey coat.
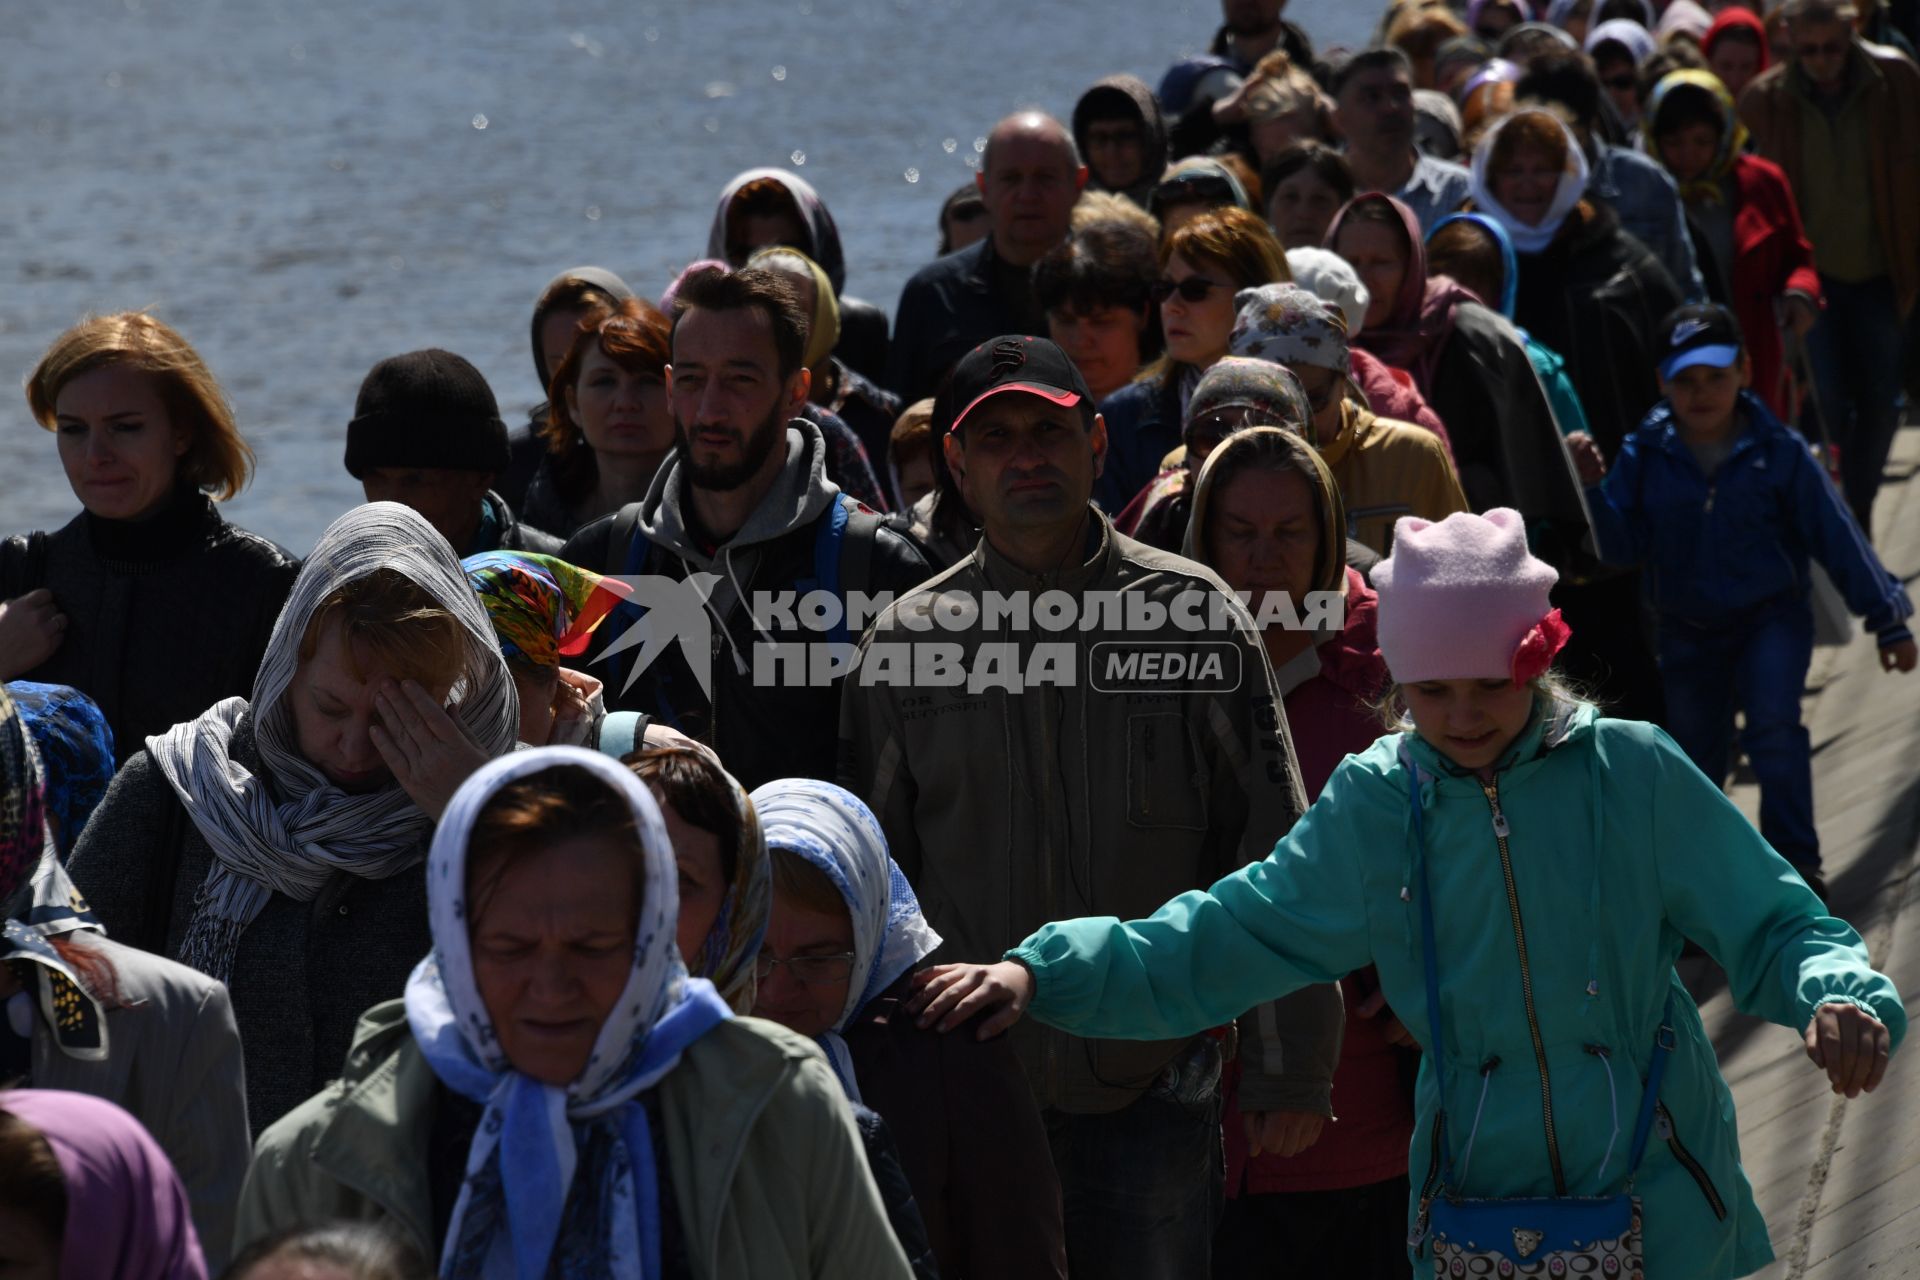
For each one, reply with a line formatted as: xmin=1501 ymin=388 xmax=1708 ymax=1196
xmin=0 ymin=684 xmax=250 ymax=1271
xmin=68 ymin=503 xmax=521 ymax=1137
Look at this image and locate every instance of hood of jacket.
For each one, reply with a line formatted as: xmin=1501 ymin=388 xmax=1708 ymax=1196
xmin=1072 ymin=75 xmax=1169 ymax=202
xmin=635 ymin=421 xmax=841 ymax=570
xmin=705 ymin=169 xmax=849 ymax=295
xmin=528 ymin=266 xmax=637 ymax=391
xmin=1183 ymin=425 xmax=1347 ymax=602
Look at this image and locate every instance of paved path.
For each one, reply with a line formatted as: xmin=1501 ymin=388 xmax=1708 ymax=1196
xmin=1683 ymin=424 xmax=1920 ymax=1278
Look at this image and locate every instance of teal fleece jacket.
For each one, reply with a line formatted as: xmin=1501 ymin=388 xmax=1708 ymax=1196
xmin=1011 ymin=703 xmax=1905 ymax=1278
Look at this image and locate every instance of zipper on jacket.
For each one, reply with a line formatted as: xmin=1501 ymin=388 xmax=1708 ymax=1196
xmin=1656 ymin=1103 xmax=1728 ymax=1220
xmin=1482 ymin=777 xmax=1569 ymax=1196
xmin=1409 ymin=1111 xmax=1446 ymax=1254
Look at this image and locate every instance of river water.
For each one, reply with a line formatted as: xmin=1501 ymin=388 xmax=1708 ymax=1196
xmin=1 ymin=0 xmax=1366 ymax=555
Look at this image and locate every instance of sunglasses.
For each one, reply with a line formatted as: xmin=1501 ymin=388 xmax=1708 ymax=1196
xmin=1602 ymin=73 xmax=1638 ymax=90
xmin=1150 ymin=276 xmax=1224 ymax=305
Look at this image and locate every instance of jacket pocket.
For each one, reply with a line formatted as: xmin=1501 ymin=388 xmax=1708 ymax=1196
xmin=1656 ymin=1103 xmax=1728 ymax=1221
xmin=1125 ymin=712 xmax=1209 ymax=832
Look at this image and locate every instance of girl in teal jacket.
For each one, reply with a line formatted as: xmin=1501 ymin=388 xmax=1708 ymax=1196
xmin=912 ymin=507 xmax=1902 ymax=1278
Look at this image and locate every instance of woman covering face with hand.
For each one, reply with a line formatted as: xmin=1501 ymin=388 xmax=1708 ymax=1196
xmin=236 ymin=748 xmax=914 ymax=1279
xmin=67 ymin=502 xmax=519 ymax=1133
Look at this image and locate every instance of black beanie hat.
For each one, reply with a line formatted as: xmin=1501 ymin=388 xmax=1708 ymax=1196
xmin=343 ymin=348 xmax=511 ymax=479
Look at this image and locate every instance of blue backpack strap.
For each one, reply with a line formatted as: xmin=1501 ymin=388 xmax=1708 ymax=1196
xmin=1623 ymin=991 xmax=1679 ymax=1178
xmin=812 ymin=496 xmax=855 ymax=649
xmin=1403 ymin=742 xmax=1457 ymax=1189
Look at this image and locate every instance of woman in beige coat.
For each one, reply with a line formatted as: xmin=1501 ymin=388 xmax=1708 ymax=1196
xmin=0 ymin=685 xmax=250 ymax=1271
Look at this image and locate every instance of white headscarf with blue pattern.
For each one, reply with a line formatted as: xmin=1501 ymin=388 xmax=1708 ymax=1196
xmin=749 ymin=778 xmax=941 ymax=1102
xmin=405 ymin=745 xmax=729 ymax=1279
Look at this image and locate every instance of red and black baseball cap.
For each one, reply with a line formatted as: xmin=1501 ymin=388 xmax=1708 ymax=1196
xmin=935 ymin=335 xmax=1094 ymax=436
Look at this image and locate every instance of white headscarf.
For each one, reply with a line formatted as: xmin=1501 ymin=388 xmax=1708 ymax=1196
xmin=406 ymin=746 xmax=730 ymax=1279
xmin=1469 ymin=110 xmax=1592 ymax=254
xmin=145 ymin=502 xmax=519 ymax=983
xmin=750 ymin=778 xmax=941 ymax=1103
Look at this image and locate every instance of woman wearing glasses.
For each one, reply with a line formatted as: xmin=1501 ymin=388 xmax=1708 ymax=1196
xmin=750 ymin=778 xmax=1067 ymax=1280
xmin=1094 ymin=207 xmax=1292 ymax=513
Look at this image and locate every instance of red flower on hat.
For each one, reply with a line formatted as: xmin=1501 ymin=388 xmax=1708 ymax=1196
xmin=1510 ymin=608 xmax=1571 ymax=687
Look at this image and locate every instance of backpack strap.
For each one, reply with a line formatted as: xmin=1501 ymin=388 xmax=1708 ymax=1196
xmin=812 ymin=496 xmax=885 ymax=649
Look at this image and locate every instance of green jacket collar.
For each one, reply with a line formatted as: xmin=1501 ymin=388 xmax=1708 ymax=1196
xmin=1400 ymin=699 xmax=1597 ymax=793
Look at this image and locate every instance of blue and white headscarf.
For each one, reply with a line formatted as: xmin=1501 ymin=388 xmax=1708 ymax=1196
xmin=405 ymin=746 xmax=730 ymax=1280
xmin=749 ymin=779 xmax=941 ymax=1102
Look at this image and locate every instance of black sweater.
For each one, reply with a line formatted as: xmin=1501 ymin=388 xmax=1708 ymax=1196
xmin=1 ymin=492 xmax=299 ymax=763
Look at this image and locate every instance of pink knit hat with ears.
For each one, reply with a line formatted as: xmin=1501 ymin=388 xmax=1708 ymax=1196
xmin=1372 ymin=508 xmax=1571 ymax=685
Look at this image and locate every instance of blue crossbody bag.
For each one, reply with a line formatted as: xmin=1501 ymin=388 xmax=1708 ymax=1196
xmin=1402 ymin=750 xmax=1675 ymax=1276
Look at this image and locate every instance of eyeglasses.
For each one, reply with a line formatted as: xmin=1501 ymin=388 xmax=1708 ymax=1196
xmin=1150 ymin=276 xmax=1225 ymax=305
xmin=754 ymin=950 xmax=856 ymax=985
xmin=1601 ymin=73 xmax=1638 ymax=90
xmin=1794 ymin=40 xmax=1849 ymax=59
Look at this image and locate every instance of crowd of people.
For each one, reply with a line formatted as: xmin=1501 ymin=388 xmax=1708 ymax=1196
xmin=2 ymin=0 xmax=1918 ymax=1274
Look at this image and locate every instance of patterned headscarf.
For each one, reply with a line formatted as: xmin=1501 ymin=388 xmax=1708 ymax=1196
xmin=1 ymin=689 xmax=108 ymax=1060
xmin=0 ymin=687 xmax=44 ymax=904
xmin=145 ymin=503 xmax=520 ymax=984
xmin=462 ymin=552 xmax=627 ymax=670
xmin=406 ymin=746 xmax=730 ymax=1280
xmin=749 ymin=779 xmax=942 ymax=1102
xmin=1230 ymin=283 xmax=1352 ymax=377
xmin=1643 ymin=70 xmax=1749 ymax=205
xmin=7 ymin=682 xmax=114 ymax=859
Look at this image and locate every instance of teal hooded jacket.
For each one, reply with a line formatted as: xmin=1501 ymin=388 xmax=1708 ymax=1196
xmin=1011 ymin=702 xmax=1905 ymax=1277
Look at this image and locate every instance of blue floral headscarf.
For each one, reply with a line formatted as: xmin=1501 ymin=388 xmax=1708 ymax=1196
xmin=405 ymin=746 xmax=730 ymax=1279
xmin=750 ymin=778 xmax=942 ymax=1102
xmin=7 ymin=682 xmax=114 ymax=859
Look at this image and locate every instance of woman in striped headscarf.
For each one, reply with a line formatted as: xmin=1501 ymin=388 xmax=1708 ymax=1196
xmin=68 ymin=502 xmax=521 ymax=1133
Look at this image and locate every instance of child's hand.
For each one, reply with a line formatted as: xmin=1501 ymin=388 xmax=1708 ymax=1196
xmin=1880 ymin=639 xmax=1918 ymax=673
xmin=1566 ymin=432 xmax=1608 ymax=486
xmin=908 ymin=961 xmax=1034 ymax=1038
xmin=1804 ymin=1002 xmax=1892 ymax=1098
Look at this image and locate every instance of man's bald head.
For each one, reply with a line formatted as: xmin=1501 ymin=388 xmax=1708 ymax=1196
xmin=982 ymin=111 xmax=1082 ymax=175
xmin=976 ymin=111 xmax=1088 ymax=267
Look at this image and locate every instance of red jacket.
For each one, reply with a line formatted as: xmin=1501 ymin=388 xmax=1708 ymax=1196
xmin=1717 ymin=154 xmax=1822 ymax=419
xmin=1224 ymin=572 xmax=1416 ymax=1195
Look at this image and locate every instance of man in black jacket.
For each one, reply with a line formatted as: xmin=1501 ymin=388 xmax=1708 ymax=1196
xmin=885 ymin=112 xmax=1087 ymax=403
xmin=561 ymin=267 xmax=930 ymax=788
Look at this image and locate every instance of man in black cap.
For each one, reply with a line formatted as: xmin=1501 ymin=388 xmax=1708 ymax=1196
xmin=839 ymin=335 xmax=1337 ymax=1279
xmin=344 ymin=348 xmax=561 ymax=555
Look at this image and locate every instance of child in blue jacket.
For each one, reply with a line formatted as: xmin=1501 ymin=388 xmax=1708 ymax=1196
xmin=1571 ymin=303 xmax=1916 ymax=899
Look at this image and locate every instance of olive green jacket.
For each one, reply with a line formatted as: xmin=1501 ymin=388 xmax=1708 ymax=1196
xmin=235 ymin=1000 xmax=912 ymax=1278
